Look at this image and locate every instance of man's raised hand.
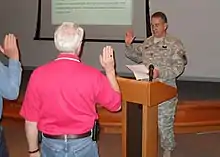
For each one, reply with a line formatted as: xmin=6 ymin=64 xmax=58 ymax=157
xmin=0 ymin=34 xmax=19 ymax=60
xmin=99 ymin=46 xmax=115 ymax=72
xmin=125 ymin=29 xmax=135 ymax=46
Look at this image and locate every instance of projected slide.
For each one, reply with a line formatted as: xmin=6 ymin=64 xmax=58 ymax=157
xmin=38 ymin=0 xmax=146 ymax=40
xmin=52 ymin=0 xmax=133 ymax=25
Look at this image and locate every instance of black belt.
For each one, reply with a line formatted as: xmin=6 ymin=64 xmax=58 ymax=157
xmin=42 ymin=131 xmax=91 ymax=140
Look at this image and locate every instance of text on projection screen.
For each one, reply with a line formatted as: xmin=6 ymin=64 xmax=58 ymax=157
xmin=52 ymin=0 xmax=133 ymax=25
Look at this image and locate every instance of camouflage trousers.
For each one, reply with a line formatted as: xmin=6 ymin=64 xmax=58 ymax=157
xmin=158 ymin=97 xmax=177 ymax=151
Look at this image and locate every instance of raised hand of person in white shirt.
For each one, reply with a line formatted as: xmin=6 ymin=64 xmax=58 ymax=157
xmin=99 ymin=46 xmax=115 ymax=73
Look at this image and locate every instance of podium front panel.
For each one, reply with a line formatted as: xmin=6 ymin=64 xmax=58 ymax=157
xmin=126 ymin=102 xmax=143 ymax=157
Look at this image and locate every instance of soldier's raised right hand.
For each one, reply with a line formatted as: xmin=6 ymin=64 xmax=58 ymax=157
xmin=125 ymin=29 xmax=135 ymax=46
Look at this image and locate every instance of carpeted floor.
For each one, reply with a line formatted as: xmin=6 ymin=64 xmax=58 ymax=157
xmin=2 ymin=118 xmax=220 ymax=157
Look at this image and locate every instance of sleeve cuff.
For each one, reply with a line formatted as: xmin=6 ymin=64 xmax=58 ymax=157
xmin=125 ymin=44 xmax=132 ymax=48
xmin=9 ymin=59 xmax=21 ymax=66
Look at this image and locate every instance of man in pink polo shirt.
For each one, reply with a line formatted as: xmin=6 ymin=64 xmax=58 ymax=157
xmin=20 ymin=22 xmax=121 ymax=157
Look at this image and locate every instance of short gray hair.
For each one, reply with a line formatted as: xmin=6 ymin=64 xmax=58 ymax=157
xmin=54 ymin=22 xmax=84 ymax=52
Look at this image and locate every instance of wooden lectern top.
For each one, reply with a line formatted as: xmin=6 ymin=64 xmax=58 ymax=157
xmin=117 ymin=77 xmax=177 ymax=107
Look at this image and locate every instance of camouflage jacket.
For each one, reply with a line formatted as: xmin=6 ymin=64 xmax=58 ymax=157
xmin=125 ymin=34 xmax=187 ymax=83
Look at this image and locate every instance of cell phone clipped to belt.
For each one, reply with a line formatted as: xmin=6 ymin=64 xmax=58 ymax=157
xmin=91 ymin=119 xmax=100 ymax=141
xmin=38 ymin=131 xmax=42 ymax=143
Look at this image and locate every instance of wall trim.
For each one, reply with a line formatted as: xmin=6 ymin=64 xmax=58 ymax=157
xmin=23 ymin=66 xmax=220 ymax=83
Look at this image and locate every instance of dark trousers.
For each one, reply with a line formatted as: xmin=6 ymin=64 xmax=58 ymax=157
xmin=0 ymin=126 xmax=9 ymax=157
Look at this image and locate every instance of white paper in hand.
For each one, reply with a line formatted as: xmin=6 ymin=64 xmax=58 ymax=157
xmin=126 ymin=64 xmax=149 ymax=80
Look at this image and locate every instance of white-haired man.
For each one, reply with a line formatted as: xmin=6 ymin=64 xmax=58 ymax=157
xmin=20 ymin=22 xmax=121 ymax=157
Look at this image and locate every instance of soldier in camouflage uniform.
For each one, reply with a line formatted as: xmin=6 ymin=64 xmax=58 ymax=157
xmin=124 ymin=12 xmax=187 ymax=157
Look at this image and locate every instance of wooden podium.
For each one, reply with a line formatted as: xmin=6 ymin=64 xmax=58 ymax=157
xmin=117 ymin=77 xmax=177 ymax=157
